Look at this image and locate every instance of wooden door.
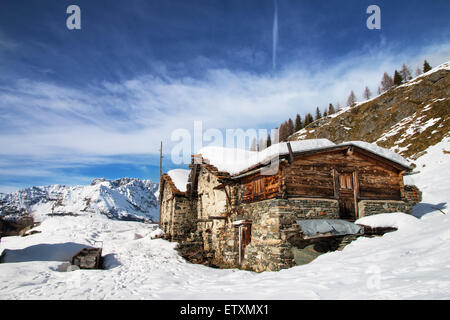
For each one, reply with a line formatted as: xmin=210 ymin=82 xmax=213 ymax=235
xmin=238 ymin=223 xmax=252 ymax=264
xmin=338 ymin=172 xmax=356 ymax=220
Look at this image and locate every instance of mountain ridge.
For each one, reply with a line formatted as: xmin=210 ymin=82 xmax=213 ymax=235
xmin=0 ymin=177 xmax=159 ymax=223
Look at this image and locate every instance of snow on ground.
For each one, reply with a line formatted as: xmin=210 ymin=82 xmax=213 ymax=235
xmin=406 ymin=136 xmax=450 ymax=218
xmin=0 ymin=139 xmax=449 ymax=300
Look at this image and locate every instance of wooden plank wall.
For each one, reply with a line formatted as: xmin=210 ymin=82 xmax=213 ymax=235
xmin=240 ymin=149 xmax=403 ymax=203
xmin=284 ymin=150 xmax=402 ymax=200
xmin=241 ymin=170 xmax=282 ymax=202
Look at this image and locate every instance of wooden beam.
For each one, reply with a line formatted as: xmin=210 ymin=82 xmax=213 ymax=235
xmin=353 ymin=170 xmax=359 ymax=218
xmin=208 ymin=216 xmax=228 ymax=220
xmin=286 ymin=142 xmax=294 ymax=164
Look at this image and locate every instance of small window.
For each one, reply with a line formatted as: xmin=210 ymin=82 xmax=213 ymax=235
xmin=253 ymin=176 xmax=263 ymax=195
xmin=339 ymin=174 xmax=353 ymax=190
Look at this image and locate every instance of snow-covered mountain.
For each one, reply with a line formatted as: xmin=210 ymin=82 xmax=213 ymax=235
xmin=0 ymin=178 xmax=159 ymax=223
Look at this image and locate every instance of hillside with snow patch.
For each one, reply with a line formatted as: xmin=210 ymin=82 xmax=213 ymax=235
xmin=290 ymin=61 xmax=449 ymax=161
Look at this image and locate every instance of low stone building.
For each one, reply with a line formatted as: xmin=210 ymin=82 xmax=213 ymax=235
xmin=160 ymin=140 xmax=422 ymax=272
xmin=159 ymin=169 xmax=196 ymax=241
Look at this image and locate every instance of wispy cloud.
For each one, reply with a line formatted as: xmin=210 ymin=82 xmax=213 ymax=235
xmin=1 ymin=41 xmax=449 ymax=157
xmin=0 ymin=40 xmax=449 ymax=192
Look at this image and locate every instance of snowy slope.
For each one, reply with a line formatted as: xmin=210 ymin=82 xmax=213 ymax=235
xmin=0 ymin=137 xmax=449 ymax=299
xmin=0 ymin=178 xmax=159 ymax=222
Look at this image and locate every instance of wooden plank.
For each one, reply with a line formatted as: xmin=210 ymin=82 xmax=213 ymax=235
xmin=353 ymin=170 xmax=359 ymax=217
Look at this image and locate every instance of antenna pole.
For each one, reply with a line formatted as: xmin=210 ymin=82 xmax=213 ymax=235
xmin=159 ymin=141 xmax=163 ymax=179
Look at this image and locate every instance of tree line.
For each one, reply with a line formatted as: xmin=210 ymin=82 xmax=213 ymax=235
xmin=350 ymin=60 xmax=432 ymax=107
xmin=250 ymin=60 xmax=433 ymax=150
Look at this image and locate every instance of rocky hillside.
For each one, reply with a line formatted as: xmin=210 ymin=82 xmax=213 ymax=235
xmin=0 ymin=178 xmax=159 ymax=222
xmin=290 ymin=62 xmax=450 ymax=161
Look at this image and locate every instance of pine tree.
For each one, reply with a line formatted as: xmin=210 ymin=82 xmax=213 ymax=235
xmin=415 ymin=67 xmax=422 ymax=77
xmin=315 ymin=107 xmax=322 ymax=120
xmin=279 ymin=122 xmax=287 ymax=142
xmin=267 ymin=133 xmax=272 ymax=147
xmin=347 ymin=90 xmax=356 ymax=107
xmin=363 ymin=86 xmax=371 ymax=100
xmin=380 ymin=72 xmax=394 ymax=92
xmin=258 ymin=137 xmax=266 ymax=151
xmin=400 ymin=64 xmax=412 ymax=82
xmin=323 ymin=108 xmax=328 ymax=118
xmin=287 ymin=118 xmax=294 ymax=136
xmin=303 ymin=113 xmax=313 ymax=127
xmin=294 ymin=114 xmax=302 ymax=132
xmin=393 ymin=70 xmax=403 ymax=86
xmin=328 ymin=103 xmax=335 ymax=115
xmin=377 ymin=86 xmax=382 ymax=95
xmin=250 ymin=137 xmax=257 ymax=151
xmin=423 ymin=60 xmax=432 ymax=73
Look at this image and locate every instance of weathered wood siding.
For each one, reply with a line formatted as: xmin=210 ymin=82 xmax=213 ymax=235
xmin=241 ymin=169 xmax=282 ymax=202
xmin=284 ymin=150 xmax=403 ymax=200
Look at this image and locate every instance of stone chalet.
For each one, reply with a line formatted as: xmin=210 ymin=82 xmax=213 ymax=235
xmin=159 ymin=139 xmax=422 ymax=272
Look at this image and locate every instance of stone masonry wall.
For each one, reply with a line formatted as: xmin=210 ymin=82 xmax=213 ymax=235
xmin=170 ymin=197 xmax=197 ymax=241
xmin=358 ymin=199 xmax=413 ymax=217
xmin=160 ymin=182 xmax=196 ymax=241
xmin=404 ymin=185 xmax=422 ymax=204
xmin=240 ymin=197 xmax=340 ymax=272
xmin=189 ymin=168 xmax=240 ymax=268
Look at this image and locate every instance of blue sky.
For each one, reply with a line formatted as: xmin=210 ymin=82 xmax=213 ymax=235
xmin=0 ymin=0 xmax=449 ymax=192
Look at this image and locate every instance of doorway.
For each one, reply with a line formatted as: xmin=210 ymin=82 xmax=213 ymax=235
xmin=234 ymin=220 xmax=252 ymax=265
xmin=337 ymin=172 xmax=357 ymax=220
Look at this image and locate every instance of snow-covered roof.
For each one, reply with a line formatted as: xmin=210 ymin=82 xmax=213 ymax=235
xmin=339 ymin=141 xmax=411 ymax=168
xmin=198 ymin=139 xmax=336 ymax=175
xmin=296 ymin=219 xmax=363 ymax=237
xmin=167 ymin=169 xmax=190 ymax=192
xmin=197 ymin=139 xmax=411 ymax=176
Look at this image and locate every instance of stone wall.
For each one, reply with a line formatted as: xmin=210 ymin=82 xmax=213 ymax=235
xmin=404 ymin=185 xmax=422 ymax=204
xmin=185 ymin=168 xmax=240 ymax=268
xmin=240 ymin=199 xmax=289 ymax=272
xmin=240 ymin=197 xmax=340 ymax=272
xmin=358 ymin=199 xmax=413 ymax=217
xmin=160 ymin=182 xmax=196 ymax=241
xmin=197 ymin=167 xmax=228 ymax=219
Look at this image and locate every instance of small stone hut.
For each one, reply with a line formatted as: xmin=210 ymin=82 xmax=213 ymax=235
xmin=160 ymin=140 xmax=422 ymax=272
xmin=159 ymin=169 xmax=196 ymax=241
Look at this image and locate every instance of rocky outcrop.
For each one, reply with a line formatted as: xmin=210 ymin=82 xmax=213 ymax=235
xmin=0 ymin=215 xmax=35 ymax=237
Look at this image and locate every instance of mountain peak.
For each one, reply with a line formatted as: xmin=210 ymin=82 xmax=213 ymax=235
xmin=0 ymin=178 xmax=159 ymax=223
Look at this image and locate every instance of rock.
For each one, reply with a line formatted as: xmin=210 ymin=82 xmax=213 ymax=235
xmin=71 ymin=247 xmax=103 ymax=269
xmin=0 ymin=215 xmax=34 ymax=237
